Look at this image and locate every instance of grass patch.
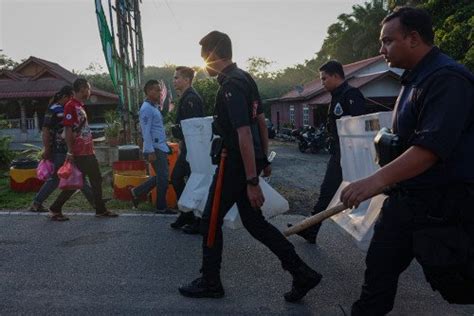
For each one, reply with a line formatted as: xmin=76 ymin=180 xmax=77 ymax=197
xmin=0 ymin=173 xmax=35 ymax=208
xmin=0 ymin=168 xmax=158 ymax=213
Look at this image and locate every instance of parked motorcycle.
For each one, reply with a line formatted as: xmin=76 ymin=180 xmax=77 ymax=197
xmin=291 ymin=125 xmax=327 ymax=154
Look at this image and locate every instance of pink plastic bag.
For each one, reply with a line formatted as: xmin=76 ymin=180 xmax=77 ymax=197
xmin=36 ymin=159 xmax=55 ymax=181
xmin=57 ymin=160 xmax=73 ymax=179
xmin=58 ymin=164 xmax=83 ymax=190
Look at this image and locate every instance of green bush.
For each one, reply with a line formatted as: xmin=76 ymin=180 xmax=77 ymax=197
xmin=104 ymin=110 xmax=122 ymax=138
xmin=0 ymin=136 xmax=15 ymax=169
xmin=17 ymin=143 xmax=43 ymax=161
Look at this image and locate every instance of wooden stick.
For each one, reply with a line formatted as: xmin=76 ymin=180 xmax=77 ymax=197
xmin=283 ymin=203 xmax=347 ymax=237
xmin=207 ymin=149 xmax=228 ymax=248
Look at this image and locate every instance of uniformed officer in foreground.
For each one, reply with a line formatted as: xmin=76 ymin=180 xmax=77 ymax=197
xmin=290 ymin=60 xmax=366 ymax=244
xmin=178 ymin=30 xmax=322 ymax=302
xmin=169 ymin=66 xmax=204 ymax=233
xmin=341 ymin=7 xmax=474 ymax=315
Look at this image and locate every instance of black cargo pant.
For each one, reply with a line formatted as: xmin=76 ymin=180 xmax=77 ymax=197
xmin=311 ymin=150 xmax=342 ymax=234
xmin=352 ymin=186 xmax=474 ymax=315
xmin=200 ymin=155 xmax=303 ymax=280
xmin=171 ymin=144 xmax=191 ymax=200
xmin=50 ymin=154 xmax=107 ymax=214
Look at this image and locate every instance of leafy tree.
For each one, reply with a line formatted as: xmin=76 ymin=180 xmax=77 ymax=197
xmin=193 ymin=77 xmax=219 ymax=116
xmin=246 ymin=57 xmax=275 ymax=79
xmin=423 ymin=0 xmax=474 ymax=70
xmin=84 ymin=72 xmax=115 ymax=93
xmin=388 ymin=0 xmax=473 ymax=70
xmin=0 ymin=115 xmax=15 ymax=168
xmin=0 ymin=53 xmax=18 ymax=70
xmin=314 ymin=0 xmax=388 ymax=65
xmin=387 ymin=0 xmax=424 ymax=9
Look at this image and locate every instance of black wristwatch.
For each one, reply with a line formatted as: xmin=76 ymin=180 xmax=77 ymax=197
xmin=246 ymin=176 xmax=259 ymax=186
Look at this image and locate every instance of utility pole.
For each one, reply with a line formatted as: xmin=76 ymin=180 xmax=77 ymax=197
xmin=113 ymin=0 xmax=144 ymax=143
xmin=134 ymin=0 xmax=145 ymax=99
xmin=96 ymin=0 xmax=144 ymax=144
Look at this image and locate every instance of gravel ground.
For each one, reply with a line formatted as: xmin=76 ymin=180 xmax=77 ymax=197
xmin=268 ymin=139 xmax=330 ymax=216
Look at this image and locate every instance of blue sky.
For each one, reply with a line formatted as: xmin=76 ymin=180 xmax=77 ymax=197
xmin=1 ymin=0 xmax=368 ymax=73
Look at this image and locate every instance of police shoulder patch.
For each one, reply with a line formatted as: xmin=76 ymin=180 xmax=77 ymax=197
xmin=334 ymin=102 xmax=344 ymax=116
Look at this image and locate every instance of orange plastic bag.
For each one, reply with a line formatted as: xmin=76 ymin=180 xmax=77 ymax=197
xmin=59 ymin=163 xmax=83 ymax=190
xmin=57 ymin=160 xmax=73 ymax=179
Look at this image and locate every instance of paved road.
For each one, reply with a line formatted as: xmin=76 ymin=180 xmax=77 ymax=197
xmin=0 ymin=213 xmax=472 ymax=315
xmin=268 ymin=140 xmax=329 ymax=215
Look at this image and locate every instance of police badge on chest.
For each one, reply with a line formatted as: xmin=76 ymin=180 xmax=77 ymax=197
xmin=333 ymin=102 xmax=344 ymax=116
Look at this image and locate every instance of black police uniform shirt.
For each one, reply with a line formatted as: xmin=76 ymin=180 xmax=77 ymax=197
xmin=42 ymin=103 xmax=68 ymax=154
xmin=326 ymin=81 xmax=366 ymax=148
xmin=394 ymin=47 xmax=474 ymax=188
xmin=215 ymin=63 xmax=265 ymax=161
xmin=175 ymin=86 xmax=204 ymax=125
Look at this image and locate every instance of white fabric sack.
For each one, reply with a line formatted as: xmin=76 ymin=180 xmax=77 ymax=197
xmin=179 ymin=117 xmax=289 ymax=229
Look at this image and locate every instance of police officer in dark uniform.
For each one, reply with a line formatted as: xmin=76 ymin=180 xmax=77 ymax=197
xmin=179 ymin=30 xmax=322 ymax=302
xmin=291 ymin=60 xmax=366 ymax=244
xmin=341 ymin=7 xmax=474 ymax=315
xmin=169 ymin=66 xmax=204 ymax=232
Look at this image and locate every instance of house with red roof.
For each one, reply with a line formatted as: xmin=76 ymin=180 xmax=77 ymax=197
xmin=0 ymin=56 xmax=119 ymax=145
xmin=266 ymin=55 xmax=403 ymax=131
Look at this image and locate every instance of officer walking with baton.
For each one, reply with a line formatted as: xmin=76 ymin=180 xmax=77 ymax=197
xmin=178 ymin=31 xmax=322 ymax=302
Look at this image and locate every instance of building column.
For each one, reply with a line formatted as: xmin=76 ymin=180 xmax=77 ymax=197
xmin=33 ymin=111 xmax=39 ymax=131
xmin=20 ymin=100 xmax=27 ymax=141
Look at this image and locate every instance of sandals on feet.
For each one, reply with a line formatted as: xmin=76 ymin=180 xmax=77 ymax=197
xmin=29 ymin=203 xmax=48 ymax=213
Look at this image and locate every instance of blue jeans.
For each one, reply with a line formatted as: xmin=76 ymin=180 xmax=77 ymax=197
xmin=33 ymin=153 xmax=94 ymax=206
xmin=133 ymin=149 xmax=169 ymax=210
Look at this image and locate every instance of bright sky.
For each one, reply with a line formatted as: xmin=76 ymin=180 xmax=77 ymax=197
xmin=1 ymin=0 xmax=368 ymax=73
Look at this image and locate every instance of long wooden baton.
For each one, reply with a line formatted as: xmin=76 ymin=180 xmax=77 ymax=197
xmin=207 ymin=149 xmax=228 ymax=248
xmin=283 ymin=203 xmax=347 ymax=237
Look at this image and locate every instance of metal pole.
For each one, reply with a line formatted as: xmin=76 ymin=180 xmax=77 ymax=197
xmin=116 ymin=0 xmax=131 ymax=143
xmin=133 ymin=0 xmax=145 ymax=144
xmin=108 ymin=0 xmax=115 ymax=43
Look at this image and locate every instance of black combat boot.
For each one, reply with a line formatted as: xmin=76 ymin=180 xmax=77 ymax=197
xmin=284 ymin=262 xmax=322 ymax=302
xmin=287 ymin=223 xmax=320 ymax=244
xmin=170 ymin=212 xmax=195 ymax=229
xmin=182 ymin=217 xmax=201 ymax=235
xmin=178 ymin=276 xmax=225 ymax=298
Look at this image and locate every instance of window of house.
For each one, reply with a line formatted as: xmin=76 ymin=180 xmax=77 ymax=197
xmin=303 ymin=105 xmax=309 ymax=126
xmin=290 ymin=105 xmax=295 ymax=125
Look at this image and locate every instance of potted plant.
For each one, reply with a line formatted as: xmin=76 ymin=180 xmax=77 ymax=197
xmin=104 ymin=110 xmax=122 ymax=147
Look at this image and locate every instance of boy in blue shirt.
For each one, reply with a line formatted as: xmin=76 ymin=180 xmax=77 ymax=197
xmin=131 ymin=80 xmax=171 ymax=213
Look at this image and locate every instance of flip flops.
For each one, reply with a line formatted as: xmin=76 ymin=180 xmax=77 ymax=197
xmin=29 ymin=203 xmax=48 ymax=213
